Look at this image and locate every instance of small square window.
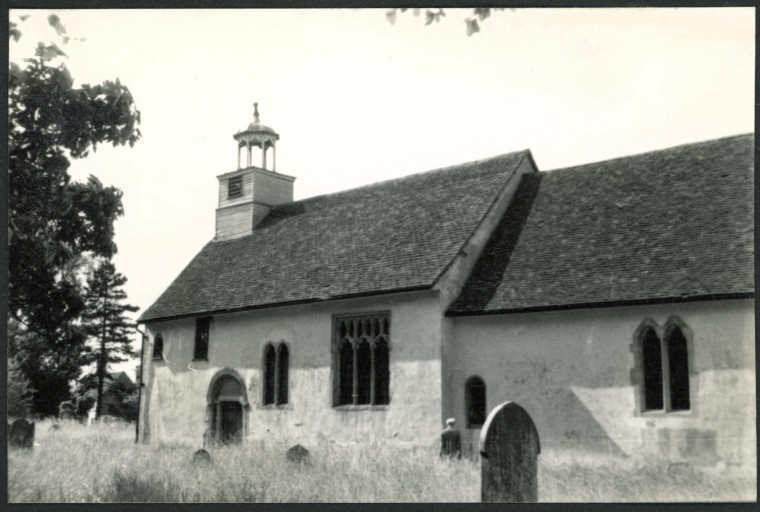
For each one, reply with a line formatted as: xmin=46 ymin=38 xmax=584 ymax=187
xmin=228 ymin=176 xmax=243 ymax=199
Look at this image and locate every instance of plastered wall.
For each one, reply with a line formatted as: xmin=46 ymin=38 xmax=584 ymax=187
xmin=445 ymin=299 xmax=755 ymax=466
xmin=140 ymin=290 xmax=443 ymax=448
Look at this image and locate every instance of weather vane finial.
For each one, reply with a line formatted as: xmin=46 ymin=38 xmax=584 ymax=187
xmin=253 ymin=102 xmax=260 ymax=122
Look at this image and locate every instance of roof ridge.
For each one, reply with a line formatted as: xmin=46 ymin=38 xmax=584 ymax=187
xmin=273 ymin=149 xmax=531 ymax=209
xmin=544 ymin=132 xmax=753 ymax=174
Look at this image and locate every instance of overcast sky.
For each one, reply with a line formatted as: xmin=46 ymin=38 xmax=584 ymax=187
xmin=10 ymin=8 xmax=754 ymax=378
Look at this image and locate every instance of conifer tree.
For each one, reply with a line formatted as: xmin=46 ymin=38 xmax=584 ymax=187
xmin=80 ymin=260 xmax=139 ymax=419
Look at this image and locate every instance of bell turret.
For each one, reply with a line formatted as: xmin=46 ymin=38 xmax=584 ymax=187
xmin=215 ymin=102 xmax=295 ymax=241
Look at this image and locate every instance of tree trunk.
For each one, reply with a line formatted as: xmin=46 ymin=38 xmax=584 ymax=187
xmin=95 ymin=295 xmax=107 ymax=419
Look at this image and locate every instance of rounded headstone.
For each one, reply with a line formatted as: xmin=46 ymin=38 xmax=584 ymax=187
xmin=191 ymin=448 xmax=213 ymax=466
xmin=9 ymin=418 xmax=35 ymax=449
xmin=286 ymin=444 xmax=310 ymax=464
xmin=479 ymin=402 xmax=540 ymax=502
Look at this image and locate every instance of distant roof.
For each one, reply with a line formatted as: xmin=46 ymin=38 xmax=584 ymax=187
xmin=448 ymin=134 xmax=754 ymax=315
xmin=139 ymin=151 xmax=531 ymax=322
xmin=105 ymin=371 xmax=135 ymax=390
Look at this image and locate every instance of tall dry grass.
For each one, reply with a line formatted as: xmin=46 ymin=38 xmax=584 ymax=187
xmin=8 ymin=419 xmax=756 ymax=502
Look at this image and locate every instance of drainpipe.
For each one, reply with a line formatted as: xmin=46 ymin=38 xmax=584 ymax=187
xmin=135 ymin=325 xmax=147 ymax=444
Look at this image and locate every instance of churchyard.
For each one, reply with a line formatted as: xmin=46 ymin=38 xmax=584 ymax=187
xmin=8 ymin=418 xmax=755 ymax=502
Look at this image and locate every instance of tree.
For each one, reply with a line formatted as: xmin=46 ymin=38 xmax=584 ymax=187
xmin=385 ymin=8 xmax=509 ymax=36
xmin=8 ymin=14 xmax=141 ymax=415
xmin=80 ymin=260 xmax=139 ymax=419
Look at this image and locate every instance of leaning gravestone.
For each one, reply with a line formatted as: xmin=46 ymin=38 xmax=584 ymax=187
xmin=191 ymin=448 xmax=213 ymax=466
xmin=479 ymin=402 xmax=540 ymax=502
xmin=9 ymin=418 xmax=35 ymax=449
xmin=286 ymin=444 xmax=310 ymax=464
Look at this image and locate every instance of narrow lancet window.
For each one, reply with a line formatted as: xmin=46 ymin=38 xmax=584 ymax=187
xmin=642 ymin=328 xmax=664 ymax=410
xmin=666 ymin=327 xmax=690 ymax=411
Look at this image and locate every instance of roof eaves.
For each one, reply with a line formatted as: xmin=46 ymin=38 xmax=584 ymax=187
xmin=139 ymin=284 xmax=433 ymax=325
xmin=445 ymin=292 xmax=754 ymax=317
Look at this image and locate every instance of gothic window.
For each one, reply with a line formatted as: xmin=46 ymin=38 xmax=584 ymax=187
xmin=333 ymin=313 xmax=390 ymax=406
xmin=263 ymin=343 xmax=276 ymax=405
xmin=263 ymin=342 xmax=289 ymax=406
xmin=228 ymin=175 xmax=243 ymax=199
xmin=665 ymin=325 xmax=690 ymax=411
xmin=637 ymin=319 xmax=691 ymax=413
xmin=642 ymin=327 xmax=663 ymax=411
xmin=465 ymin=376 xmax=487 ymax=427
xmin=276 ymin=343 xmax=289 ymax=406
xmin=152 ymin=333 xmax=163 ymax=360
xmin=194 ymin=317 xmax=211 ymax=361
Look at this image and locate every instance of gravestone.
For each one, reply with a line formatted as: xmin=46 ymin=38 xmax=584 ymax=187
xmin=9 ymin=418 xmax=35 ymax=449
xmin=286 ymin=444 xmax=310 ymax=464
xmin=191 ymin=448 xmax=213 ymax=466
xmin=479 ymin=402 xmax=540 ymax=502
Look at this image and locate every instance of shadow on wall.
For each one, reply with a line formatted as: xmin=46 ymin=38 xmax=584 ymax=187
xmin=547 ymin=388 xmax=627 ymax=457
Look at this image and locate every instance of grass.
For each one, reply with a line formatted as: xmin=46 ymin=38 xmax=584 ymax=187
xmin=8 ymin=419 xmax=756 ymax=502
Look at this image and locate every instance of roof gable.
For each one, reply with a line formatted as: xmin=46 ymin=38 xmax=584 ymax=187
xmin=448 ymin=134 xmax=754 ymax=315
xmin=140 ymin=151 xmax=530 ymax=322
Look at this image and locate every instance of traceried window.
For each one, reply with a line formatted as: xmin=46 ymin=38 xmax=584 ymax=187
xmin=637 ymin=319 xmax=691 ymax=413
xmin=465 ymin=376 xmax=486 ymax=427
xmin=152 ymin=333 xmax=163 ymax=360
xmin=228 ymin=175 xmax=243 ymax=199
xmin=262 ymin=342 xmax=289 ymax=406
xmin=194 ymin=317 xmax=211 ymax=361
xmin=333 ymin=313 xmax=390 ymax=407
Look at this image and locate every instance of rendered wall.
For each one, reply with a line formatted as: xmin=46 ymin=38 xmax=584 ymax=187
xmin=139 ymin=290 xmax=443 ymax=449
xmin=446 ymin=299 xmax=755 ymax=466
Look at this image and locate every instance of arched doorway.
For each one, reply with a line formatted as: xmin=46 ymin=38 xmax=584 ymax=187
xmin=207 ymin=369 xmax=248 ymax=445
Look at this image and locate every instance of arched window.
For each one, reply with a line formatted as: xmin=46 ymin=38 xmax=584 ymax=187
xmin=263 ymin=342 xmax=290 ymax=406
xmin=642 ymin=327 xmax=664 ymax=411
xmin=636 ymin=319 xmax=692 ymax=413
xmin=465 ymin=376 xmax=487 ymax=427
xmin=152 ymin=334 xmax=163 ymax=360
xmin=263 ymin=343 xmax=276 ymax=405
xmin=333 ymin=313 xmax=391 ymax=406
xmin=665 ymin=326 xmax=690 ymax=411
xmin=276 ymin=344 xmax=289 ymax=406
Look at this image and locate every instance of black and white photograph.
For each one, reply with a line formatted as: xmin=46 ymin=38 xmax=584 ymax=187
xmin=7 ymin=6 xmax=755 ymax=503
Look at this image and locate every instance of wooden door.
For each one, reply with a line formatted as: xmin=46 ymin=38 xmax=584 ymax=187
xmin=220 ymin=401 xmax=242 ymax=444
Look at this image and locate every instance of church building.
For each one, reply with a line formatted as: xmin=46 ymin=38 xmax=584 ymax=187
xmin=137 ymin=105 xmax=754 ymax=467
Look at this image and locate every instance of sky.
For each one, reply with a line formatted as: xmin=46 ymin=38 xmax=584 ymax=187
xmin=9 ymin=8 xmax=755 ymax=379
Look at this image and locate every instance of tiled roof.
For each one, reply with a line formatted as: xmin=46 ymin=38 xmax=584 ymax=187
xmin=448 ymin=134 xmax=754 ymax=315
xmin=139 ymin=151 xmax=531 ymax=322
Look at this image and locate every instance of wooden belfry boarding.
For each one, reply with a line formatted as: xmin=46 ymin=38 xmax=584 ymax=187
xmin=479 ymin=402 xmax=540 ymax=502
